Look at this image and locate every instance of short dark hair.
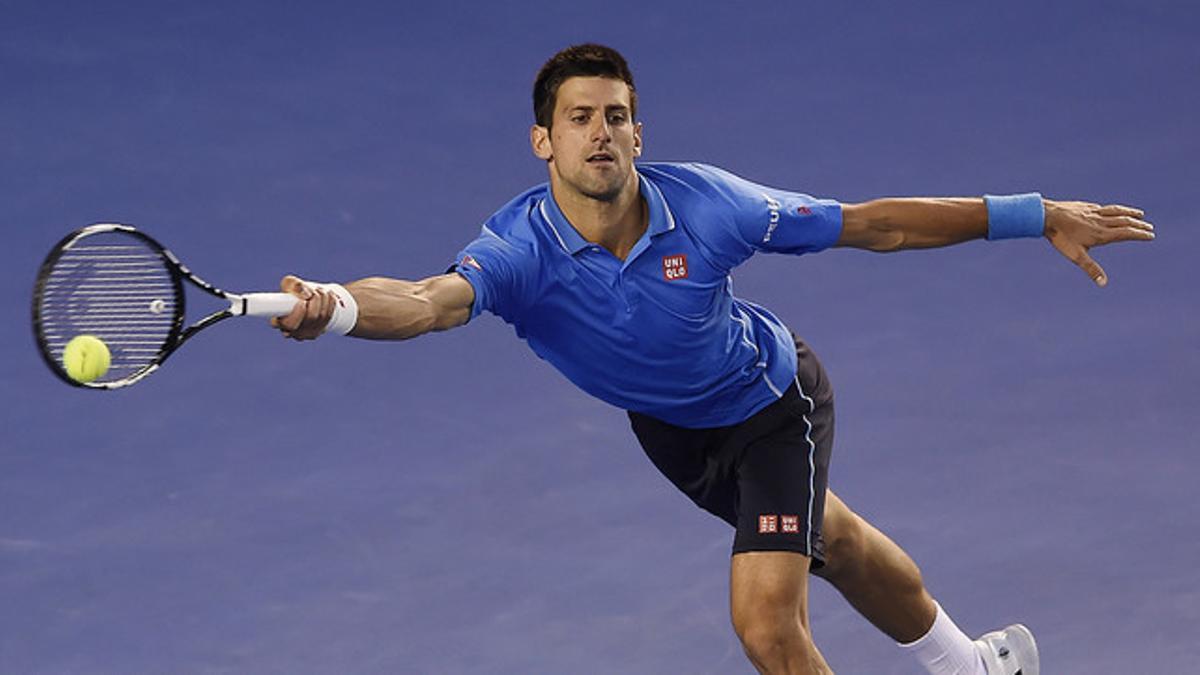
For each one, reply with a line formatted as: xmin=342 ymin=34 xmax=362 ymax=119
xmin=533 ymin=44 xmax=637 ymax=129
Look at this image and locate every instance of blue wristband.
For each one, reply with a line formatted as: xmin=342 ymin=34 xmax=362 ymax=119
xmin=985 ymin=193 xmax=1045 ymax=240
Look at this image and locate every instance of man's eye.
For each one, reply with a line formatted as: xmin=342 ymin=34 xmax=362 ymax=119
xmin=608 ymin=114 xmax=627 ymax=124
xmin=571 ymin=115 xmax=588 ymax=124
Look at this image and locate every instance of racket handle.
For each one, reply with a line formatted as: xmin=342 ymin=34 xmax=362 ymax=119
xmin=236 ymin=292 xmax=301 ymax=318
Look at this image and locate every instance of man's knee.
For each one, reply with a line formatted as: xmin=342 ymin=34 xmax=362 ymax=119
xmin=733 ymin=610 xmax=819 ymax=671
xmin=730 ymin=551 xmax=821 ymax=670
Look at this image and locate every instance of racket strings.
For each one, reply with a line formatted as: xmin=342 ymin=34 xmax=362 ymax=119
xmin=38 ymin=233 xmax=180 ymax=382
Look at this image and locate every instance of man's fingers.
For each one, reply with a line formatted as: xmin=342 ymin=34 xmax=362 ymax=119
xmin=1104 ymin=214 xmax=1153 ymax=231
xmin=308 ymin=288 xmax=334 ymax=327
xmin=1092 ymin=205 xmax=1155 ymax=243
xmin=280 ymin=288 xmax=336 ymax=341
xmin=1120 ymin=215 xmax=1154 ymax=232
xmin=273 ymin=275 xmax=340 ymax=340
xmin=1120 ymin=220 xmax=1156 ymax=239
xmin=273 ymin=275 xmax=320 ymax=339
xmin=1052 ymin=235 xmax=1108 ymax=287
xmin=277 ymin=296 xmax=311 ymax=333
xmin=1098 ymin=215 xmax=1155 ymax=243
xmin=279 ymin=274 xmax=315 ymax=300
xmin=1097 ymin=204 xmax=1145 ymax=219
xmin=1073 ymin=247 xmax=1107 ymax=287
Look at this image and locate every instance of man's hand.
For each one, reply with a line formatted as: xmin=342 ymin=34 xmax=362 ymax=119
xmin=1044 ymin=200 xmax=1155 ymax=287
xmin=271 ymin=275 xmax=338 ymax=340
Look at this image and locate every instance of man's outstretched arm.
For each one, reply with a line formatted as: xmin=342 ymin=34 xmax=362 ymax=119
xmin=837 ymin=196 xmax=1155 ymax=286
xmin=271 ymin=272 xmax=475 ymax=341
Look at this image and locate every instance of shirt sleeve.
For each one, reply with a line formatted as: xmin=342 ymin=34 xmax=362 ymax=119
xmin=452 ymin=223 xmax=534 ymax=323
xmin=685 ymin=163 xmax=842 ymax=263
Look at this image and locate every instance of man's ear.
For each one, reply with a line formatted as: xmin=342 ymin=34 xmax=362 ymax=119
xmin=632 ymin=121 xmax=643 ymax=158
xmin=531 ymin=124 xmax=552 ymax=161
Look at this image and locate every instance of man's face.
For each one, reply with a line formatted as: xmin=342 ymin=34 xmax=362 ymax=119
xmin=531 ymin=76 xmax=642 ymax=202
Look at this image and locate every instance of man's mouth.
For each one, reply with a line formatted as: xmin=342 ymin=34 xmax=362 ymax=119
xmin=586 ymin=152 xmax=615 ymax=164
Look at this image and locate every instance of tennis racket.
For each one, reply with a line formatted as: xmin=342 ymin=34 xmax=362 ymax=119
xmin=33 ymin=223 xmax=300 ymax=389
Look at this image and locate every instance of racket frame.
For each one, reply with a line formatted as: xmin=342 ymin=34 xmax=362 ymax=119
xmin=33 ymin=223 xmax=265 ymax=389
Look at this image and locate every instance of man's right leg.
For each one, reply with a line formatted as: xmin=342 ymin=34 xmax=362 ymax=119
xmin=731 ymin=551 xmax=832 ymax=675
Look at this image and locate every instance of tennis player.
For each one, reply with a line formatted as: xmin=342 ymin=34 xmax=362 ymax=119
xmin=274 ymin=44 xmax=1153 ymax=674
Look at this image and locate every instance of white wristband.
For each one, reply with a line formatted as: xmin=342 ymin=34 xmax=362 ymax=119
xmin=312 ymin=282 xmax=359 ymax=335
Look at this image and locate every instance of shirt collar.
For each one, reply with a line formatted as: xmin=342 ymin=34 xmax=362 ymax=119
xmin=538 ymin=169 xmax=677 ymax=255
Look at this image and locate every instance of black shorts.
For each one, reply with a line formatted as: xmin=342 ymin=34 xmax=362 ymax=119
xmin=627 ymin=336 xmax=834 ymax=564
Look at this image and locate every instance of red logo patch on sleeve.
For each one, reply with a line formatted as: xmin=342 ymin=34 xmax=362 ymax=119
xmin=662 ymin=254 xmax=688 ymax=281
xmin=460 ymin=254 xmax=482 ymax=271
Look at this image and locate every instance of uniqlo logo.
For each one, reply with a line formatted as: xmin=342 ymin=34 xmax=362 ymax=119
xmin=781 ymin=515 xmax=800 ymax=534
xmin=662 ymin=254 xmax=688 ymax=281
xmin=758 ymin=515 xmax=779 ymax=534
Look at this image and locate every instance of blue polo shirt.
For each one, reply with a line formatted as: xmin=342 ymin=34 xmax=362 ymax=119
xmin=453 ymin=162 xmax=841 ymax=428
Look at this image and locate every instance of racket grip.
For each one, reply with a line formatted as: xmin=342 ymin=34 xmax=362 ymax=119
xmin=238 ymin=293 xmax=301 ymax=317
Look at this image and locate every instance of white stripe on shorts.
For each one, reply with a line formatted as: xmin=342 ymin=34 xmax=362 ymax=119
xmin=794 ymin=376 xmax=818 ymax=558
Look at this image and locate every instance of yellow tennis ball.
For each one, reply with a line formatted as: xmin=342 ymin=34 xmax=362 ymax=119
xmin=63 ymin=335 xmax=111 ymax=383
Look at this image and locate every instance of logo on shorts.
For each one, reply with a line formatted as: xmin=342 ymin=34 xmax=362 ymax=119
xmin=758 ymin=515 xmax=779 ymax=534
xmin=796 ymin=205 xmax=812 ymax=216
xmin=662 ymin=254 xmax=688 ymax=281
xmin=759 ymin=514 xmax=800 ymax=534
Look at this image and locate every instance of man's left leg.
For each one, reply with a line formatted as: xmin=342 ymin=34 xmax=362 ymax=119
xmin=814 ymin=490 xmax=1038 ymax=675
xmin=811 ymin=489 xmax=936 ymax=642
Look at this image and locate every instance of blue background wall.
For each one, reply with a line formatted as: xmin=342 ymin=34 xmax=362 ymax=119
xmin=2 ymin=1 xmax=1196 ymax=672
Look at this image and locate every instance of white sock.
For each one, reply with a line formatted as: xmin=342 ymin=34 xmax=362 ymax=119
xmin=898 ymin=601 xmax=986 ymax=675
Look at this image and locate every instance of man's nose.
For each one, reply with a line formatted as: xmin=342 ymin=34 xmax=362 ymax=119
xmin=590 ymin=117 xmax=612 ymax=142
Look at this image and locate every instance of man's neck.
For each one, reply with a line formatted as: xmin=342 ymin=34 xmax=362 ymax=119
xmin=550 ymin=175 xmax=646 ymax=260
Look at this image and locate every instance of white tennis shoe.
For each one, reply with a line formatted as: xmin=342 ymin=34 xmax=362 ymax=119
xmin=975 ymin=623 xmax=1038 ymax=675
